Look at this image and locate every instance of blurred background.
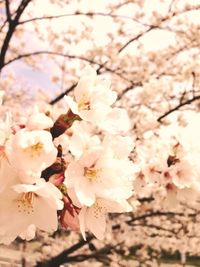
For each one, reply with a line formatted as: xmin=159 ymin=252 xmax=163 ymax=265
xmin=0 ymin=0 xmax=200 ymax=266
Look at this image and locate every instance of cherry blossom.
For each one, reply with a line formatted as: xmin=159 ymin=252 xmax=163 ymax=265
xmin=64 ymin=66 xmax=117 ymax=124
xmin=0 ymin=65 xmax=139 ymax=243
xmin=26 ymin=111 xmax=54 ymax=131
xmin=0 ymin=179 xmax=63 ymax=244
xmin=68 ymin=121 xmax=101 ymax=158
xmin=5 ymin=129 xmax=57 ymax=181
xmin=65 ymin=149 xmax=135 ymax=207
xmin=79 ymin=198 xmax=132 ymax=240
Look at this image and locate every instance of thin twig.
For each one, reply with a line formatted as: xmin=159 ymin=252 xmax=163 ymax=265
xmin=157 ymin=95 xmax=200 ymax=122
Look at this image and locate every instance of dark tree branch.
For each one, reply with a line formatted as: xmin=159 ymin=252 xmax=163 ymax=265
xmin=118 ymin=6 xmax=200 ymax=55
xmin=130 ymin=223 xmax=178 ymax=234
xmin=5 ymin=0 xmax=11 ymax=22
xmin=157 ymin=95 xmax=200 ymax=122
xmin=35 ymin=235 xmax=94 ymax=267
xmin=3 ymin=50 xmax=136 ymax=105
xmin=168 ymin=0 xmax=176 ymax=13
xmin=118 ymin=27 xmax=154 ymax=53
xmin=19 ymin=11 xmax=150 ymax=26
xmin=3 ymin=51 xmax=99 ymax=67
xmin=49 ymin=84 xmax=76 ymax=105
xmin=35 ymin=209 xmax=196 ymax=267
xmin=49 ymin=6 xmax=196 ymax=104
xmin=4 ymin=50 xmax=132 ymax=83
xmin=0 ymin=0 xmax=31 ymax=71
xmin=61 ymin=244 xmax=113 ymax=264
xmin=0 ymin=18 xmax=8 ymax=32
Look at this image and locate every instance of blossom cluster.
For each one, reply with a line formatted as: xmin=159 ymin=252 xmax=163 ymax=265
xmin=135 ymin=115 xmax=200 ymax=207
xmin=0 ymin=66 xmax=136 ymax=244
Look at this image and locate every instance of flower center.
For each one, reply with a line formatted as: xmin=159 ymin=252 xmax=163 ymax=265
xmin=84 ymin=167 xmax=99 ymax=182
xmin=17 ymin=192 xmax=34 ymax=214
xmin=78 ymin=101 xmax=90 ymax=111
xmin=24 ymin=142 xmax=43 ymax=157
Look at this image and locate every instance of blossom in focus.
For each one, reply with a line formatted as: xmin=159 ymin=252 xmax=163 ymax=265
xmin=69 ymin=121 xmax=101 ymax=158
xmin=26 ymin=112 xmax=54 ymax=131
xmin=19 ymin=224 xmax=36 ymax=241
xmin=65 ymin=148 xmax=135 ymax=206
xmin=5 ymin=129 xmax=57 ymax=181
xmin=79 ymin=198 xmax=132 ymax=240
xmin=0 ymin=179 xmax=63 ymax=244
xmin=64 ymin=66 xmax=117 ymax=122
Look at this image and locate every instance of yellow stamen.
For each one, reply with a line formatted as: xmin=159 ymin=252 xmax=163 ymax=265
xmin=78 ymin=101 xmax=90 ymax=111
xmin=84 ymin=167 xmax=99 ymax=182
xmin=93 ymin=202 xmax=106 ymax=218
xmin=17 ymin=192 xmax=34 ymax=214
xmin=24 ymin=142 xmax=43 ymax=157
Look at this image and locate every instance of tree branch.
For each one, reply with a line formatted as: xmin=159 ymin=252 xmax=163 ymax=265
xmin=18 ymin=11 xmax=152 ymax=27
xmin=3 ymin=51 xmax=99 ymax=67
xmin=5 ymin=0 xmax=11 ymax=22
xmin=0 ymin=0 xmax=31 ymax=71
xmin=157 ymin=95 xmax=200 ymax=122
xmin=118 ymin=6 xmax=200 ymax=54
xmin=4 ymin=50 xmax=132 ymax=83
xmin=49 ymin=84 xmax=76 ymax=105
xmin=35 ymin=235 xmax=94 ymax=267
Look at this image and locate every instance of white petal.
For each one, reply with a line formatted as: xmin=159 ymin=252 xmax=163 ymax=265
xmin=78 ymin=207 xmax=87 ymax=240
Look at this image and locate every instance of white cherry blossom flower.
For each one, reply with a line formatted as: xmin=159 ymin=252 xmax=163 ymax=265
xmin=0 ymin=179 xmax=63 ymax=244
xmin=69 ymin=121 xmax=101 ymax=158
xmin=26 ymin=112 xmax=53 ymax=131
xmin=64 ymin=66 xmax=117 ymax=122
xmin=19 ymin=224 xmax=36 ymax=241
xmin=65 ymin=149 xmax=135 ymax=206
xmin=5 ymin=129 xmax=57 ymax=180
xmin=79 ymin=198 xmax=132 ymax=240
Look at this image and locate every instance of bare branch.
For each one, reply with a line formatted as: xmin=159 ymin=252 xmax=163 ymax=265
xmin=168 ymin=0 xmax=176 ymax=13
xmin=5 ymin=0 xmax=11 ymax=22
xmin=4 ymin=50 xmax=133 ymax=91
xmin=0 ymin=0 xmax=32 ymax=71
xmin=118 ymin=26 xmax=153 ymax=53
xmin=157 ymin=95 xmax=200 ymax=122
xmin=4 ymin=50 xmax=99 ymax=67
xmin=0 ymin=18 xmax=8 ymax=32
xmin=118 ymin=6 xmax=200 ymax=54
xmin=18 ymin=11 xmax=152 ymax=28
xmin=50 ymin=84 xmax=76 ymax=105
xmin=35 ymin=235 xmax=94 ymax=267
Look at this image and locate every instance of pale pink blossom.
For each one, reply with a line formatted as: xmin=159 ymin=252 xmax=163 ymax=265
xmin=64 ymin=66 xmax=117 ymax=122
xmin=5 ymin=129 xmax=57 ymax=181
xmin=79 ymin=198 xmax=132 ymax=240
xmin=65 ymin=149 xmax=135 ymax=206
xmin=0 ymin=179 xmax=63 ymax=244
xmin=26 ymin=112 xmax=53 ymax=130
xmin=69 ymin=121 xmax=101 ymax=158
